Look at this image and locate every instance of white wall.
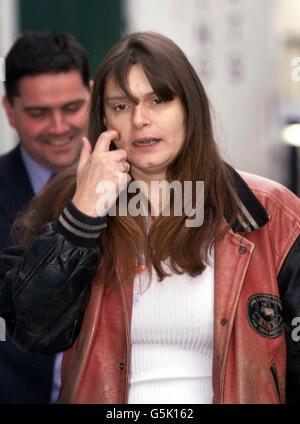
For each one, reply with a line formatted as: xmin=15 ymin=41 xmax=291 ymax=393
xmin=277 ymin=0 xmax=300 ymax=120
xmin=125 ymin=0 xmax=286 ymax=184
xmin=0 ymin=0 xmax=18 ymax=154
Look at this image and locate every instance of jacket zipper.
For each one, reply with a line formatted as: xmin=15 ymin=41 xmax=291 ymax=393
xmin=219 ymin=319 xmax=233 ymax=403
xmin=270 ymin=363 xmax=280 ymax=401
xmin=219 ymin=234 xmax=252 ymax=403
xmin=119 ymin=284 xmax=131 ymax=403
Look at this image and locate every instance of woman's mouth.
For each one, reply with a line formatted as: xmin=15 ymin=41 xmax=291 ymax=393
xmin=133 ymin=138 xmax=161 ymax=147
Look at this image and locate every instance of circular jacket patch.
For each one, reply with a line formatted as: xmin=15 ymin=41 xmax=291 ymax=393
xmin=247 ymin=294 xmax=284 ymax=339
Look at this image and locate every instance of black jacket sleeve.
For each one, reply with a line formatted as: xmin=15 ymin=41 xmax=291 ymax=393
xmin=0 ymin=201 xmax=106 ymax=355
xmin=278 ymin=234 xmax=300 ymax=404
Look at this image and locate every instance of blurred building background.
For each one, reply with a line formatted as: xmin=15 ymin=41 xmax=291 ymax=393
xmin=0 ymin=0 xmax=299 ymax=193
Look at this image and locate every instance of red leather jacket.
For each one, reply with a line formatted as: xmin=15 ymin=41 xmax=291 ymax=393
xmin=1 ymin=170 xmax=300 ymax=403
xmin=58 ymin=171 xmax=300 ymax=404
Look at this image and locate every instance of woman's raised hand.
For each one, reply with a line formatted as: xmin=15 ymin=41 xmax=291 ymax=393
xmin=72 ymin=130 xmax=131 ymax=217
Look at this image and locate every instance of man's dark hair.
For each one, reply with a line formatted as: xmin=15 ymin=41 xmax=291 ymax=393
xmin=4 ymin=31 xmax=90 ymax=103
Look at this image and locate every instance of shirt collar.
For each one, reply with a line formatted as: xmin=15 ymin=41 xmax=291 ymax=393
xmin=20 ymin=146 xmax=53 ymax=195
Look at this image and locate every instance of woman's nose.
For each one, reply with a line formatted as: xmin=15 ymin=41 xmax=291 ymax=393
xmin=132 ymin=104 xmax=151 ymax=128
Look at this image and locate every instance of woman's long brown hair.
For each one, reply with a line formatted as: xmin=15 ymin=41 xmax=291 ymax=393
xmin=13 ymin=32 xmax=239 ymax=286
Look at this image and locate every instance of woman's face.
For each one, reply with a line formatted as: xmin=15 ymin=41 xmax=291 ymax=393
xmin=104 ymin=64 xmax=186 ymax=181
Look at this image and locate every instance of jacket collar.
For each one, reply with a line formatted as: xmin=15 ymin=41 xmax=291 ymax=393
xmin=227 ymin=165 xmax=270 ymax=233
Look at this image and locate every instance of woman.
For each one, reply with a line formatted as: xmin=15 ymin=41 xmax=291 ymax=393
xmin=0 ymin=32 xmax=300 ymax=404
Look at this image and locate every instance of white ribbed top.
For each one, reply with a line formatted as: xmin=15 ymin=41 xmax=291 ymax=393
xmin=128 ymin=254 xmax=214 ymax=404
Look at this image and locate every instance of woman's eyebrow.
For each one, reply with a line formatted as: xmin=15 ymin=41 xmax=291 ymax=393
xmin=105 ymin=91 xmax=156 ymax=102
xmin=105 ymin=95 xmax=128 ymax=102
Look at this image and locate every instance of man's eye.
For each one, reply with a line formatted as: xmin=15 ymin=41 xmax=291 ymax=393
xmin=27 ymin=110 xmax=47 ymax=118
xmin=64 ymin=104 xmax=82 ymax=113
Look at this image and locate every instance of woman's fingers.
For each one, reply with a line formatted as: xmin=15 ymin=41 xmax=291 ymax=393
xmin=72 ymin=130 xmax=131 ymax=217
xmin=93 ymin=129 xmax=119 ymax=155
xmin=77 ymin=136 xmax=92 ymax=174
xmin=88 ymin=130 xmax=128 ymax=168
xmin=120 ymin=160 xmax=130 ymax=173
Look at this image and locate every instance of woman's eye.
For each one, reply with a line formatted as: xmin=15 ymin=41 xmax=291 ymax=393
xmin=114 ymin=104 xmax=128 ymax=112
xmin=153 ymin=97 xmax=163 ymax=104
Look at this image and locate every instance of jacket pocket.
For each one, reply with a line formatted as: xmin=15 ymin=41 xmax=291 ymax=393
xmin=270 ymin=363 xmax=281 ymax=401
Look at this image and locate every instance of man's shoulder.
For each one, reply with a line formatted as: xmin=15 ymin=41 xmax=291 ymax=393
xmin=0 ymin=144 xmax=33 ymax=222
xmin=0 ymin=145 xmax=33 ymax=205
xmin=0 ymin=145 xmax=25 ymax=180
xmin=0 ymin=144 xmax=20 ymax=166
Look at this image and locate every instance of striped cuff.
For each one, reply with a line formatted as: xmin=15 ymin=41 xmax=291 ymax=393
xmin=57 ymin=201 xmax=107 ymax=247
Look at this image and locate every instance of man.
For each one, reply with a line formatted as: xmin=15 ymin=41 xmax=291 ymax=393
xmin=0 ymin=31 xmax=91 ymax=403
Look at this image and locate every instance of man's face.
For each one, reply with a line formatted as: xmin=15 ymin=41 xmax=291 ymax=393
xmin=3 ymin=70 xmax=91 ymax=171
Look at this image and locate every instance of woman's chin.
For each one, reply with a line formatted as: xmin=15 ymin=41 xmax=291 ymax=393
xmin=131 ymin=164 xmax=168 ymax=181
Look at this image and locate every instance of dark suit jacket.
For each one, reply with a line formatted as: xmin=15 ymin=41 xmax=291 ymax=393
xmin=0 ymin=145 xmax=55 ymax=403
